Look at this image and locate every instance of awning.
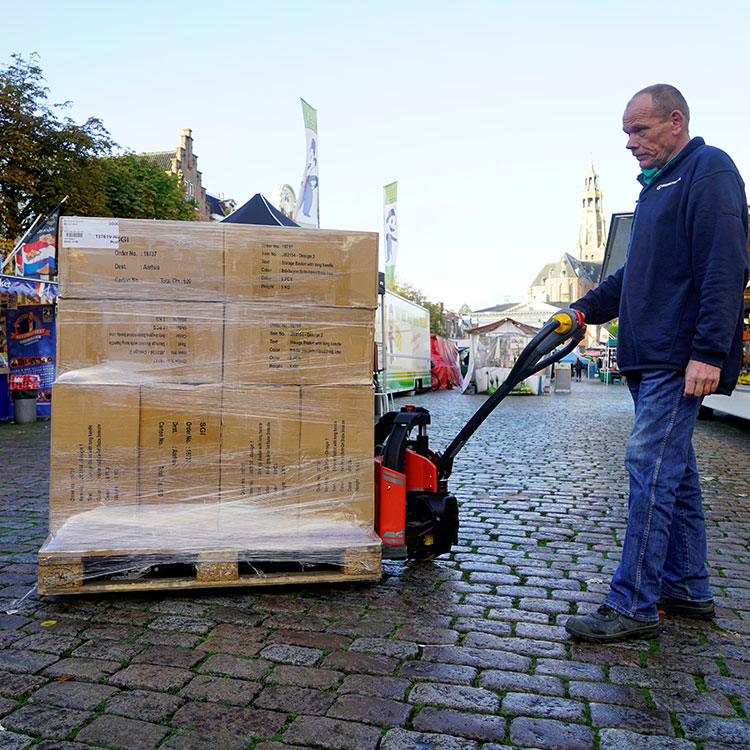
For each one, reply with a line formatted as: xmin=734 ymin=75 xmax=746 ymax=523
xmin=0 ymin=273 xmax=58 ymax=300
xmin=558 ymin=351 xmax=589 ymax=365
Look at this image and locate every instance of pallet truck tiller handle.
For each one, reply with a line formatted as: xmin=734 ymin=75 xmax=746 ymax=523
xmin=435 ymin=309 xmax=586 ymax=480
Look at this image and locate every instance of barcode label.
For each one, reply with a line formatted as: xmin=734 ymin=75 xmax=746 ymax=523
xmin=61 ymin=218 xmax=120 ymax=248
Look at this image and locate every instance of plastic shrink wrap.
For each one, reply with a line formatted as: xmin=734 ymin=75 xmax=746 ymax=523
xmin=38 ymin=217 xmax=381 ymax=594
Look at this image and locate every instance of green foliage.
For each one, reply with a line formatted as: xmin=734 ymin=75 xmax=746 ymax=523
xmin=0 ymin=53 xmax=197 ymax=253
xmin=392 ymin=278 xmax=449 ymax=337
xmin=606 ymin=320 xmax=619 ymax=338
xmin=0 ymin=53 xmax=112 ymax=241
xmin=97 ymin=154 xmax=198 ymax=221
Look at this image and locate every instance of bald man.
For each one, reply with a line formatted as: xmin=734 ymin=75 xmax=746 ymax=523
xmin=565 ymin=84 xmax=749 ymax=643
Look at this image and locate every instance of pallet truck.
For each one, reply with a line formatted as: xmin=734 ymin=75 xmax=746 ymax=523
xmin=374 ymin=309 xmax=586 ymax=560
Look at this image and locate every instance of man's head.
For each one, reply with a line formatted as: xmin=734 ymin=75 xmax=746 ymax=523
xmin=623 ymin=84 xmax=691 ymax=171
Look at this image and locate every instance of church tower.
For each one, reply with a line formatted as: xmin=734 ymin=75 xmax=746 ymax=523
xmin=575 ymin=159 xmax=607 ymax=262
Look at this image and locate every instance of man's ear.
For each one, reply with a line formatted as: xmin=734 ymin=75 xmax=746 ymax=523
xmin=669 ymin=109 xmax=687 ymax=135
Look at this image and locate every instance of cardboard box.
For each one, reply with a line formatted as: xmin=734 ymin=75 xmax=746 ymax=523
xmin=56 ymin=299 xmax=223 ymax=384
xmin=224 ymin=225 xmax=378 ymax=308
xmin=299 ymin=385 xmax=374 ymax=526
xmin=220 ymin=385 xmax=301 ymax=508
xmin=59 ymin=217 xmax=224 ymax=301
xmin=224 ymin=304 xmax=374 ymax=386
xmin=138 ymin=385 xmax=222 ymax=505
xmin=48 ymin=381 xmax=140 ymax=533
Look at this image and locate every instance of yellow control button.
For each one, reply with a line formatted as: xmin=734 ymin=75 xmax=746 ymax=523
xmin=552 ymin=313 xmax=572 ymax=334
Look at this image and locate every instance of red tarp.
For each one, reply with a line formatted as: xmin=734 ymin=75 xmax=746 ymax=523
xmin=430 ymin=334 xmax=462 ymax=390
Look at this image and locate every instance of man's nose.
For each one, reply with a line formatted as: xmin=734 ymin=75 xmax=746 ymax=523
xmin=626 ymin=134 xmax=638 ymax=151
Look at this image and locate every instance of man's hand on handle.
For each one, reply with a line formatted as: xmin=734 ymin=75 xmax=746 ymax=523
xmin=555 ymin=309 xmax=587 ymax=343
xmin=684 ymin=359 xmax=721 ymax=398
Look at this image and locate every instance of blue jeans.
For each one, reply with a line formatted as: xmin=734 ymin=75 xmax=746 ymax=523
xmin=606 ymin=370 xmax=712 ymax=621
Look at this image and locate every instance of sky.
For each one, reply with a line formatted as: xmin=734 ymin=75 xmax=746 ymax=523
xmin=4 ymin=0 xmax=750 ymax=311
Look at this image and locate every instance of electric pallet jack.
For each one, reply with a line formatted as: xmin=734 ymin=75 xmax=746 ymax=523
xmin=374 ymin=309 xmax=586 ymax=560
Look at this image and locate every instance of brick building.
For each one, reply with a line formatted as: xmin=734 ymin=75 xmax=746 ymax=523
xmin=140 ymin=129 xmax=210 ymax=221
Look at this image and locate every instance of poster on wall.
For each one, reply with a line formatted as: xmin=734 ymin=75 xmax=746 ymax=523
xmin=6 ymin=305 xmax=56 ymax=417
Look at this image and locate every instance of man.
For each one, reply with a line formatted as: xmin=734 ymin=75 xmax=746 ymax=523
xmin=564 ymin=84 xmax=749 ymax=643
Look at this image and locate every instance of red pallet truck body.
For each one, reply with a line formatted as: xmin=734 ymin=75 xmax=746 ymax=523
xmin=374 ymin=310 xmax=586 ymax=560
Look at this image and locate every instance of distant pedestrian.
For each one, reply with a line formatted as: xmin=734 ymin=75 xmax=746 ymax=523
xmin=565 ymin=84 xmax=749 ymax=644
xmin=574 ymin=358 xmax=583 ymax=381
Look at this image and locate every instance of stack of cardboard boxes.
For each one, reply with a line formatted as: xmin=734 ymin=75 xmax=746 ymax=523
xmin=39 ymin=217 xmax=381 ymax=590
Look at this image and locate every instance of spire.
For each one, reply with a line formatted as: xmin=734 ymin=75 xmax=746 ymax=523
xmin=575 ymin=159 xmax=607 ymax=262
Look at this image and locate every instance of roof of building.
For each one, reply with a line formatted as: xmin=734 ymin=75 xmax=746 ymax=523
xmin=529 ymin=261 xmax=560 ymax=288
xmin=563 ymin=252 xmax=602 ymax=282
xmin=468 ymin=317 xmax=540 ymax=336
xmin=529 ymin=252 xmax=602 ymax=287
xmin=472 ymin=302 xmax=517 ymax=314
xmin=139 ymin=150 xmax=176 ymax=171
xmin=206 ymin=193 xmax=225 ymax=216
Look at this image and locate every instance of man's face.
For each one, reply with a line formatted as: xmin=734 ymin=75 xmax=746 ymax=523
xmin=622 ymin=94 xmax=683 ymax=171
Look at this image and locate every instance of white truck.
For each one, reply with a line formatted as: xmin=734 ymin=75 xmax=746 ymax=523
xmin=702 ymin=385 xmax=750 ymax=421
xmin=375 ymin=289 xmax=431 ymax=395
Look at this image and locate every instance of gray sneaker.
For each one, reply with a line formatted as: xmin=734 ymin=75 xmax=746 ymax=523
xmin=565 ymin=604 xmax=661 ymax=643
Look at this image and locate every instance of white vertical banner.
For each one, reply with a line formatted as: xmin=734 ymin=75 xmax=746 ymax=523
xmin=383 ymin=181 xmax=398 ymax=289
xmin=293 ymin=98 xmax=319 ymax=228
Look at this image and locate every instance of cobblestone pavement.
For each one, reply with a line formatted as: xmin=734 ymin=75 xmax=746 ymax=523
xmin=0 ymin=380 xmax=749 ymax=750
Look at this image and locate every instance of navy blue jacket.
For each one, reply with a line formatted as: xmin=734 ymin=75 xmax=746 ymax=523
xmin=572 ymin=137 xmax=749 ymax=395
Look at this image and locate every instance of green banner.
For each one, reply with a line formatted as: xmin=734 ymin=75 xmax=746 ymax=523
xmin=301 ymin=98 xmax=317 ymax=132
xmin=384 ymin=181 xmax=397 ymax=205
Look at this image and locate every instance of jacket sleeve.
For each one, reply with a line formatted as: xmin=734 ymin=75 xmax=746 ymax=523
xmin=570 ymin=265 xmax=624 ymax=325
xmin=687 ymin=169 xmax=750 ymax=368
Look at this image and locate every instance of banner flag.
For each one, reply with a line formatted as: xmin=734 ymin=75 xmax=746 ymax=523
xmin=16 ymin=204 xmax=63 ymax=277
xmin=293 ymin=99 xmax=320 ymax=228
xmin=383 ymin=181 xmax=398 ymax=290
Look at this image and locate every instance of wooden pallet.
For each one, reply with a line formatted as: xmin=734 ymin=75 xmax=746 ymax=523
xmin=37 ymin=544 xmax=382 ymax=596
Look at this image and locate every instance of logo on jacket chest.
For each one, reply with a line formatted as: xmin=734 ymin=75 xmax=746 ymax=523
xmin=656 ymin=177 xmax=682 ymax=191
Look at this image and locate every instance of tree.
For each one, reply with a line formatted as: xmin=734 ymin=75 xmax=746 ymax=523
xmin=0 ymin=53 xmax=112 ymax=241
xmin=0 ymin=53 xmax=197 ymax=259
xmin=392 ymin=279 xmax=449 ymax=337
xmin=97 ymin=154 xmax=197 ymax=221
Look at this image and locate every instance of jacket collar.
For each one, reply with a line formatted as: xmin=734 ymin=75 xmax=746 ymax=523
xmin=637 ymin=136 xmax=705 ymax=189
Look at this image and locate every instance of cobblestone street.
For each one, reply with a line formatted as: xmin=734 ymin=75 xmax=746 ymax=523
xmin=0 ymin=379 xmax=748 ymax=750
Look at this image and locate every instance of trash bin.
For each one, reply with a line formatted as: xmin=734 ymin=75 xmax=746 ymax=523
xmin=11 ymin=389 xmax=38 ymax=424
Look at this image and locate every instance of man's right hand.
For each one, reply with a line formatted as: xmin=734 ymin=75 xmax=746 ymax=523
xmin=550 ymin=309 xmax=587 ymax=342
xmin=684 ymin=359 xmax=721 ymax=398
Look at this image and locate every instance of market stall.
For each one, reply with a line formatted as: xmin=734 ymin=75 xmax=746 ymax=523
xmin=430 ymin=334 xmax=462 ymax=390
xmin=461 ymin=318 xmax=548 ymax=395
